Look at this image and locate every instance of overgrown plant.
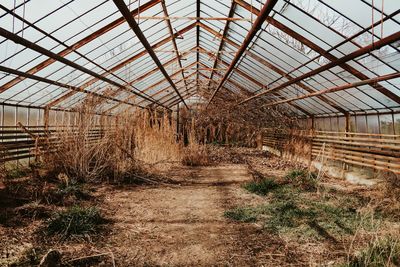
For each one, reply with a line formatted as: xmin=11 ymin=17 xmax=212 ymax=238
xmin=181 ymin=118 xmax=209 ymax=166
xmin=373 ymin=171 xmax=400 ymax=220
xmin=346 ymin=236 xmax=400 ymax=267
xmin=43 ymin=98 xmax=114 ymax=182
xmin=243 ymin=178 xmax=279 ymax=196
xmin=46 ymin=206 xmax=105 ymax=239
xmin=133 ymin=110 xmax=182 ymax=165
xmin=43 ymin=97 xmax=182 ymax=183
xmin=285 ymin=169 xmax=318 ymax=191
xmin=4 ymin=164 xmax=30 ymax=179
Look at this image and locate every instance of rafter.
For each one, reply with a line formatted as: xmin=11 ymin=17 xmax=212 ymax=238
xmin=198 ymin=47 xmax=345 ymax=114
xmin=113 ymin=0 xmax=189 ymax=109
xmin=0 ymin=27 xmax=165 ymax=108
xmin=207 ymin=0 xmax=278 ymax=106
xmin=196 ymin=50 xmax=312 ymax=115
xmin=239 ymin=30 xmax=400 ymax=105
xmin=108 ymin=63 xmax=198 ymax=112
xmin=46 ymin=23 xmax=197 ymax=108
xmin=0 ymin=65 xmax=143 ymax=109
xmin=263 ymin=72 xmax=400 ymax=108
xmin=197 ymin=24 xmax=346 ymax=114
xmin=234 ymin=0 xmax=400 ymax=105
xmin=207 ymin=1 xmax=236 ymax=90
xmin=161 ymin=0 xmax=189 ymax=94
xmin=0 ymin=0 xmax=160 ymax=93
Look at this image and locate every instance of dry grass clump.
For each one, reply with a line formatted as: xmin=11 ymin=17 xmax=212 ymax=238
xmin=180 ymin=94 xmax=299 ymax=147
xmin=42 ymin=98 xmax=182 ymax=184
xmin=46 ymin=205 xmax=105 ymax=240
xmin=43 ymin=100 xmax=114 ymax=183
xmin=181 ymin=144 xmax=209 ymax=166
xmin=181 ymin=119 xmax=209 ymax=166
xmin=133 ymin=111 xmax=181 ymax=165
xmin=346 ymin=236 xmax=400 ymax=267
xmin=372 ymin=171 xmax=400 ymax=220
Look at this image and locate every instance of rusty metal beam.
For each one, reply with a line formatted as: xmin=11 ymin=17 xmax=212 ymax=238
xmin=0 ymin=0 xmax=160 ymax=93
xmin=197 ymin=25 xmax=346 ymax=114
xmin=0 ymin=65 xmax=143 ymax=109
xmin=108 ymin=64 xmax=198 ymax=113
xmin=195 ymin=0 xmax=201 ymax=93
xmin=207 ymin=1 xmax=236 ymax=90
xmin=0 ymin=4 xmax=167 ymax=110
xmin=136 ymin=63 xmax=198 ymax=105
xmin=167 ymin=87 xmax=199 ymax=107
xmin=0 ymin=27 xmax=165 ymax=108
xmin=206 ymin=0 xmax=278 ymax=107
xmin=264 ymin=72 xmax=400 ymax=108
xmin=197 ymin=49 xmax=312 ymax=115
xmin=113 ymin=0 xmax=189 ymax=109
xmin=239 ymin=30 xmax=400 ymax=105
xmin=235 ymin=0 xmax=400 ymax=105
xmin=161 ymin=0 xmax=189 ymax=94
xmin=162 ymin=65 xmax=245 ymax=107
xmin=46 ymin=23 xmax=196 ymax=108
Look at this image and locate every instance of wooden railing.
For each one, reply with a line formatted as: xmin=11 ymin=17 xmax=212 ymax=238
xmin=0 ymin=125 xmax=108 ymax=163
xmin=262 ymin=128 xmax=400 ymax=174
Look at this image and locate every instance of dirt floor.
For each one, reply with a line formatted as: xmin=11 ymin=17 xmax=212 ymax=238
xmin=96 ymin=164 xmax=279 ymax=266
xmin=1 ymin=148 xmax=399 ymax=266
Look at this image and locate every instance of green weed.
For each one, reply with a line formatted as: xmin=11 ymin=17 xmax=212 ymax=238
xmin=285 ymin=169 xmax=318 ymax=191
xmin=5 ymin=165 xmax=30 ymax=179
xmin=224 ymin=207 xmax=258 ymax=222
xmin=346 ymin=236 xmax=400 ymax=267
xmin=46 ymin=206 xmax=105 ymax=239
xmin=243 ymin=179 xmax=279 ymax=196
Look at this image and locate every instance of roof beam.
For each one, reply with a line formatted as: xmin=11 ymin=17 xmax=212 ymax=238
xmin=206 ymin=0 xmax=278 ymax=107
xmin=0 ymin=65 xmax=143 ymax=109
xmin=196 ymin=0 xmax=201 ymax=93
xmin=235 ymin=0 xmax=400 ymax=105
xmin=0 ymin=0 xmax=160 ymax=93
xmin=113 ymin=0 xmax=189 ymax=109
xmin=198 ymin=24 xmax=346 ymax=114
xmin=0 ymin=4 xmax=167 ymax=110
xmin=161 ymin=0 xmax=189 ymax=94
xmin=239 ymin=30 xmax=400 ymax=105
xmin=131 ymin=16 xmax=250 ymax=21
xmin=264 ymin=72 xmax=400 ymax=108
xmin=108 ymin=63 xmax=198 ymax=113
xmin=136 ymin=63 xmax=198 ymax=105
xmin=46 ymin=22 xmax=196 ymax=108
xmin=207 ymin=1 xmax=236 ymax=90
xmin=0 ymin=27 xmax=164 ymax=108
xmin=197 ymin=50 xmax=311 ymax=115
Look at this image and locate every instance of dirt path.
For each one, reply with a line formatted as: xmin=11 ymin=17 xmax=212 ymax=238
xmin=98 ymin=164 xmax=285 ymax=266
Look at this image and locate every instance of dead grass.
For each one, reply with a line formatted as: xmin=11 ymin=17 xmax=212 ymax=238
xmin=363 ymin=171 xmax=400 ymax=221
xmin=133 ymin=111 xmax=182 ymax=165
xmin=41 ymin=98 xmax=183 ymax=184
xmin=345 ymin=235 xmax=400 ymax=267
xmin=181 ymin=118 xmax=210 ymax=166
xmin=46 ymin=205 xmax=106 ymax=240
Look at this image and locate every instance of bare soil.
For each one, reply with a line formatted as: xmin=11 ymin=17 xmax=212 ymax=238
xmin=94 ymin=165 xmax=297 ymax=266
xmin=1 ymin=148 xmax=399 ymax=266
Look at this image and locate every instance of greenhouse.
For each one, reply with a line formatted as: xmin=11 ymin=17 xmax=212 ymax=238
xmin=0 ymin=0 xmax=399 ymax=266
